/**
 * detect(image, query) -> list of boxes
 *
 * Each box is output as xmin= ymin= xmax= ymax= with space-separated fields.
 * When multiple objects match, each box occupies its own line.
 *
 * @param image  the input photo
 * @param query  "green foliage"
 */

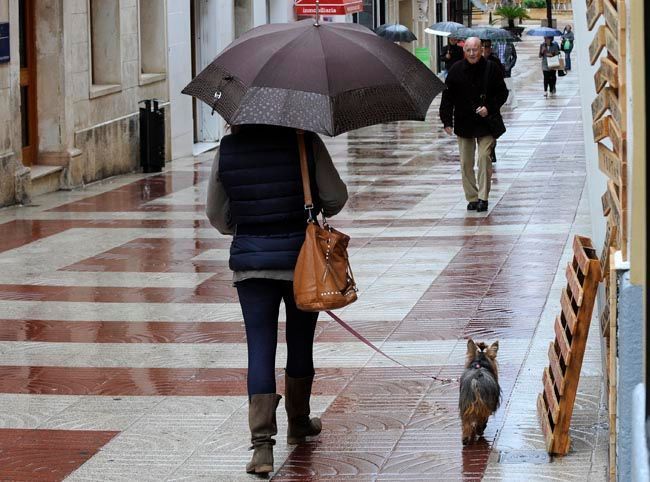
xmin=523 ymin=0 xmax=547 ymax=7
xmin=493 ymin=5 xmax=532 ymax=27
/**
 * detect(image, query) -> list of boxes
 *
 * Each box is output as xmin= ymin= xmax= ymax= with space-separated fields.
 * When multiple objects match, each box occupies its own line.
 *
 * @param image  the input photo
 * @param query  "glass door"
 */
xmin=19 ymin=0 xmax=37 ymax=166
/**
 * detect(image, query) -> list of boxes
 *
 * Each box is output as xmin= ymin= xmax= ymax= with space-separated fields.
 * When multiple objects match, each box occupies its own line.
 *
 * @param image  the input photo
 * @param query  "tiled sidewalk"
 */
xmin=0 ymin=25 xmax=606 ymax=481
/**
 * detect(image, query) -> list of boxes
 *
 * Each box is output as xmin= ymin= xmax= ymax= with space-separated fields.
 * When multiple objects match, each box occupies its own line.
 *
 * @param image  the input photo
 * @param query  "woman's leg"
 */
xmin=549 ymin=70 xmax=558 ymax=93
xmin=543 ymin=70 xmax=550 ymax=92
xmin=236 ymin=278 xmax=282 ymax=396
xmin=283 ymin=282 xmax=318 ymax=377
xmin=283 ymin=282 xmax=321 ymax=444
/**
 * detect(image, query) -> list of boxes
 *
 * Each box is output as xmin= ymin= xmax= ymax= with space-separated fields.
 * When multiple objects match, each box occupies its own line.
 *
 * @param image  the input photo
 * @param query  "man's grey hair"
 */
xmin=463 ymin=37 xmax=481 ymax=50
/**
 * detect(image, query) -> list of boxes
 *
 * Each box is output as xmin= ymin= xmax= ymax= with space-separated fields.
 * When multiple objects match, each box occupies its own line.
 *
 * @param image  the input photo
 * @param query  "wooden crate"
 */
xmin=537 ymin=236 xmax=602 ymax=455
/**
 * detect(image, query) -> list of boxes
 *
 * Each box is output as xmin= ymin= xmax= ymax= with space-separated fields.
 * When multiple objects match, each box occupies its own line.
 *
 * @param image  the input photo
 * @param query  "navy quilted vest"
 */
xmin=218 ymin=125 xmax=319 ymax=271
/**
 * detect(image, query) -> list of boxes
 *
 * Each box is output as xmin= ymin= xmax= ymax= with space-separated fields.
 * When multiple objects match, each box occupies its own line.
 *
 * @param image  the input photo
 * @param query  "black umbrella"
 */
xmin=452 ymin=27 xmax=517 ymax=42
xmin=424 ymin=21 xmax=465 ymax=37
xmin=182 ymin=19 xmax=444 ymax=137
xmin=375 ymin=23 xmax=417 ymax=43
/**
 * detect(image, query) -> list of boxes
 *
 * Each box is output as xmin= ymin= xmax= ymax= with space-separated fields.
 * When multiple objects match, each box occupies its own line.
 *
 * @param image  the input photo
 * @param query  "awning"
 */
xmin=294 ymin=0 xmax=364 ymax=16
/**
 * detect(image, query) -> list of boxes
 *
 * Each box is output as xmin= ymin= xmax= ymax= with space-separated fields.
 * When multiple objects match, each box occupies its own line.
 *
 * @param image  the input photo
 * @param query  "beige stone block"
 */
xmin=61 ymin=149 xmax=85 ymax=188
xmin=121 ymin=0 xmax=137 ymax=10
xmin=0 ymin=153 xmax=17 ymax=206
xmin=122 ymin=60 xmax=139 ymax=89
xmin=69 ymin=13 xmax=88 ymax=45
xmin=0 ymin=92 xmax=10 ymax=121
xmin=0 ymin=72 xmax=11 ymax=90
xmin=71 ymin=71 xmax=90 ymax=102
xmin=121 ymin=6 xmax=138 ymax=35
xmin=70 ymin=41 xmax=90 ymax=74
xmin=35 ymin=1 xmax=63 ymax=55
xmin=121 ymin=33 xmax=139 ymax=62
xmin=74 ymin=99 xmax=91 ymax=130
xmin=67 ymin=0 xmax=87 ymax=15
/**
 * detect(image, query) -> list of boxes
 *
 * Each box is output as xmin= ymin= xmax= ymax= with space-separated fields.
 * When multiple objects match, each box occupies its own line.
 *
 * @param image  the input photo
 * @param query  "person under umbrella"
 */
xmin=425 ymin=20 xmax=465 ymax=37
xmin=441 ymin=36 xmax=464 ymax=79
xmin=184 ymin=18 xmax=444 ymax=475
xmin=375 ymin=23 xmax=417 ymax=43
xmin=539 ymin=35 xmax=561 ymax=97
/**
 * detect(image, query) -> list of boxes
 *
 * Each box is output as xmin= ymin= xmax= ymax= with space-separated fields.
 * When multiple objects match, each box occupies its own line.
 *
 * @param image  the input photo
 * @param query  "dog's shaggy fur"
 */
xmin=459 ymin=339 xmax=501 ymax=445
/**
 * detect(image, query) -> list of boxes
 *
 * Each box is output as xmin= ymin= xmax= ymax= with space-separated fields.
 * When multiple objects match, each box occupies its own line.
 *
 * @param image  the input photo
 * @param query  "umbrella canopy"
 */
xmin=451 ymin=27 xmax=517 ymax=42
xmin=526 ymin=27 xmax=563 ymax=37
xmin=424 ymin=21 xmax=464 ymax=37
xmin=375 ymin=23 xmax=417 ymax=42
xmin=182 ymin=19 xmax=444 ymax=137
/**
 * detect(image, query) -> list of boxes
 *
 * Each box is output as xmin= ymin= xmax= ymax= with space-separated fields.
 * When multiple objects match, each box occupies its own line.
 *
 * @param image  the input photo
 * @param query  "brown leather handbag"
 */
xmin=293 ymin=131 xmax=358 ymax=312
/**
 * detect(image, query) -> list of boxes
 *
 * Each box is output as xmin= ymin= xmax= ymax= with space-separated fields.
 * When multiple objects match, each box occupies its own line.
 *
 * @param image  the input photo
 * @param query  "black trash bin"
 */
xmin=139 ymin=99 xmax=165 ymax=173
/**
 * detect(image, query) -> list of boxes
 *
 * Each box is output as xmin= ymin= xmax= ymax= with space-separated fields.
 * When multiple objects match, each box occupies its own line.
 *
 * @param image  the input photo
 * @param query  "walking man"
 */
xmin=440 ymin=37 xmax=509 ymax=212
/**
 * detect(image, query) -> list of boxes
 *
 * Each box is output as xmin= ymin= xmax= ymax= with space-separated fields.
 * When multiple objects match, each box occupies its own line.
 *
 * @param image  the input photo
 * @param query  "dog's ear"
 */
xmin=466 ymin=339 xmax=477 ymax=355
xmin=487 ymin=341 xmax=499 ymax=359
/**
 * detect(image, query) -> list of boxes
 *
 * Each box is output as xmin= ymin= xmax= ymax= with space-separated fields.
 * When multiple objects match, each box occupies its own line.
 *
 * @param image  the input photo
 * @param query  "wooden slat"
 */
xmin=537 ymin=393 xmax=554 ymax=453
xmin=587 ymin=0 xmax=604 ymax=30
xmin=607 ymin=87 xmax=623 ymax=129
xmin=600 ymin=302 xmax=610 ymax=338
xmin=598 ymin=142 xmax=622 ymax=185
xmin=554 ymin=315 xmax=571 ymax=365
xmin=592 ymin=115 xmax=609 ymax=143
xmin=606 ymin=180 xmax=622 ymax=241
xmin=589 ymin=25 xmax=606 ymax=64
xmin=599 ymin=56 xmax=619 ymax=88
xmin=565 ymin=262 xmax=584 ymax=306
xmin=603 ymin=0 xmax=619 ymax=34
xmin=602 ymin=189 xmax=612 ymax=216
xmin=543 ymin=367 xmax=560 ymax=424
xmin=573 ymin=235 xmax=594 ymax=276
xmin=608 ymin=248 xmax=618 ymax=477
xmin=591 ymin=86 xmax=609 ymax=121
xmin=561 ymin=288 xmax=578 ymax=335
xmin=600 ymin=221 xmax=617 ymax=277
xmin=548 ymin=342 xmax=566 ymax=396
xmin=608 ymin=114 xmax=623 ymax=154
xmin=604 ymin=26 xmax=619 ymax=62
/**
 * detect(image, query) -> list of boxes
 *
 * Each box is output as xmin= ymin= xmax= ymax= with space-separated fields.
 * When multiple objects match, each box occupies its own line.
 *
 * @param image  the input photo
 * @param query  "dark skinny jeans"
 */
xmin=543 ymin=70 xmax=557 ymax=92
xmin=236 ymin=278 xmax=318 ymax=396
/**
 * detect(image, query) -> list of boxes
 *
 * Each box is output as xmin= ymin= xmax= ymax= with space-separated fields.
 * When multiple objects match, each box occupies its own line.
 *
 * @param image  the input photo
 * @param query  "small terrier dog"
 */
xmin=459 ymin=339 xmax=501 ymax=445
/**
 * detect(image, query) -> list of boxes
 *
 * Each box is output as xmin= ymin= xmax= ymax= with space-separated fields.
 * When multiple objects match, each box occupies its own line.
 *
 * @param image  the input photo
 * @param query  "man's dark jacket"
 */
xmin=439 ymin=57 xmax=509 ymax=138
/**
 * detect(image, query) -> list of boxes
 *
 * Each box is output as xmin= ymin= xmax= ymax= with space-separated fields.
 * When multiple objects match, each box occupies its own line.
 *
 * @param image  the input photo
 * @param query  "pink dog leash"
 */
xmin=325 ymin=310 xmax=458 ymax=384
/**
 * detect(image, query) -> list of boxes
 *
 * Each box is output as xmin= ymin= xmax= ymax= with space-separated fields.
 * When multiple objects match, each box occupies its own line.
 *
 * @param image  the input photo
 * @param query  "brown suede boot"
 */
xmin=246 ymin=393 xmax=281 ymax=474
xmin=285 ymin=374 xmax=322 ymax=444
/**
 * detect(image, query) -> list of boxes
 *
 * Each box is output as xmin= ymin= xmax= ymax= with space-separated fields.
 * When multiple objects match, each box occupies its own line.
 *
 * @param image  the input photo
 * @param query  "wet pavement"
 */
xmin=0 ymin=25 xmax=607 ymax=481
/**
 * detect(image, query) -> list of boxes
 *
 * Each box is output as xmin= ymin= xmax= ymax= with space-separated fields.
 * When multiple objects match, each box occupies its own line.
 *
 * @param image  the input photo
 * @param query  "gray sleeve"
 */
xmin=205 ymin=150 xmax=235 ymax=235
xmin=312 ymin=135 xmax=348 ymax=217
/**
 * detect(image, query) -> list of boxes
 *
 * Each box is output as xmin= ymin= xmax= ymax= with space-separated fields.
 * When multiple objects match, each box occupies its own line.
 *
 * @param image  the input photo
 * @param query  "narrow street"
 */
xmin=0 ymin=30 xmax=607 ymax=480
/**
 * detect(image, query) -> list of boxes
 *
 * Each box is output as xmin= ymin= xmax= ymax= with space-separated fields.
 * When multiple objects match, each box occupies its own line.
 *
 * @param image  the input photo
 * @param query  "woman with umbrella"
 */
xmin=184 ymin=18 xmax=444 ymax=475
xmin=528 ymin=27 xmax=562 ymax=97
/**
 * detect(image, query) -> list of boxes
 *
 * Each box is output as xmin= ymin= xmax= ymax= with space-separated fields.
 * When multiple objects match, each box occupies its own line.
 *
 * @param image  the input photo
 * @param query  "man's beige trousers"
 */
xmin=457 ymin=135 xmax=496 ymax=202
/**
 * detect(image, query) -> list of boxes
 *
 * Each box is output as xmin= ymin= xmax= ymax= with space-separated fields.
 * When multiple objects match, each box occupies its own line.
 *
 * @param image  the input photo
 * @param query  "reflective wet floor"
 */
xmin=0 ymin=28 xmax=607 ymax=481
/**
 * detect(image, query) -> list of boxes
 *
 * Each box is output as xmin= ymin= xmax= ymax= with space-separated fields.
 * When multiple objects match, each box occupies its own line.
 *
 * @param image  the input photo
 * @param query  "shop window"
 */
xmin=138 ymin=0 xmax=166 ymax=84
xmin=88 ymin=0 xmax=121 ymax=97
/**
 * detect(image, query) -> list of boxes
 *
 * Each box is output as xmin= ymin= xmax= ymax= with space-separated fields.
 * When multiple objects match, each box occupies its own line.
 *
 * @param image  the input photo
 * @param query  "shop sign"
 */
xmin=0 ymin=23 xmax=9 ymax=64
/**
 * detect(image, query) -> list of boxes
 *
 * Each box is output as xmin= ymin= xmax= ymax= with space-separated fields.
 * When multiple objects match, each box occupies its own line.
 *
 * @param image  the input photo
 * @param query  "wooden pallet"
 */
xmin=537 ymin=235 xmax=602 ymax=455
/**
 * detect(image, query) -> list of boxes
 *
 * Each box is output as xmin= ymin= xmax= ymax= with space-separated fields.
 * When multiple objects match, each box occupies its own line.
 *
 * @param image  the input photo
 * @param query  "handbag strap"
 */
xmin=481 ymin=59 xmax=492 ymax=105
xmin=325 ymin=310 xmax=457 ymax=384
xmin=296 ymin=130 xmax=315 ymax=221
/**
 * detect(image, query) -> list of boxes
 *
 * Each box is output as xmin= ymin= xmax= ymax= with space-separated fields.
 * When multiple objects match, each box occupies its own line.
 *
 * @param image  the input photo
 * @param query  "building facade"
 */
xmin=167 ymin=0 xmax=296 ymax=160
xmin=1 ymin=0 xmax=172 ymax=207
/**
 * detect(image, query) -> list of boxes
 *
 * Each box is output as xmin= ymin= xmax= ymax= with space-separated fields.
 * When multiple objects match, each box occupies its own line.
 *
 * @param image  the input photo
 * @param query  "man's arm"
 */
xmin=439 ymin=82 xmax=454 ymax=129
xmin=488 ymin=67 xmax=509 ymax=112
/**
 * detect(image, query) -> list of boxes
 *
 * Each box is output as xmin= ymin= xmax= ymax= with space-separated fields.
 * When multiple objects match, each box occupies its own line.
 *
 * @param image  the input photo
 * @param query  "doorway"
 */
xmin=19 ymin=0 xmax=37 ymax=166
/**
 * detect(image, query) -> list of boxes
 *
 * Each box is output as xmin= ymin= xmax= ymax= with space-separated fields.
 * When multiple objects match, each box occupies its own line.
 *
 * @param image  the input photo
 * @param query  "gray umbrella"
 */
xmin=425 ymin=21 xmax=465 ymax=37
xmin=375 ymin=23 xmax=417 ymax=43
xmin=182 ymin=19 xmax=444 ymax=137
xmin=452 ymin=27 xmax=517 ymax=42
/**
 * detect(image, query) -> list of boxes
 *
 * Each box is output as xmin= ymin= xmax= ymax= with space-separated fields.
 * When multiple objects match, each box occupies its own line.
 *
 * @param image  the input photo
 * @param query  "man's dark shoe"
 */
xmin=477 ymin=200 xmax=488 ymax=212
xmin=467 ymin=202 xmax=478 ymax=211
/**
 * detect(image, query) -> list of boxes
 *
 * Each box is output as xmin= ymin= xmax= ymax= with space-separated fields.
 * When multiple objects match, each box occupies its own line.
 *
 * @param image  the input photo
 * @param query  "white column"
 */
xmin=270 ymin=0 xmax=294 ymax=23
xmin=167 ymin=0 xmax=193 ymax=158
xmin=252 ymin=0 xmax=267 ymax=26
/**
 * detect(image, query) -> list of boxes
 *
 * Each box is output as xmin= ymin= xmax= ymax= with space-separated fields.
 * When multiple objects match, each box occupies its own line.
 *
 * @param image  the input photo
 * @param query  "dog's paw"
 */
xmin=462 ymin=437 xmax=471 ymax=445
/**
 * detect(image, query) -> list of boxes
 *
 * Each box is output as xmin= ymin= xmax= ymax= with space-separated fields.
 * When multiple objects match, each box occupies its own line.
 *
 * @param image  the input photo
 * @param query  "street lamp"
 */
xmin=546 ymin=0 xmax=553 ymax=28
